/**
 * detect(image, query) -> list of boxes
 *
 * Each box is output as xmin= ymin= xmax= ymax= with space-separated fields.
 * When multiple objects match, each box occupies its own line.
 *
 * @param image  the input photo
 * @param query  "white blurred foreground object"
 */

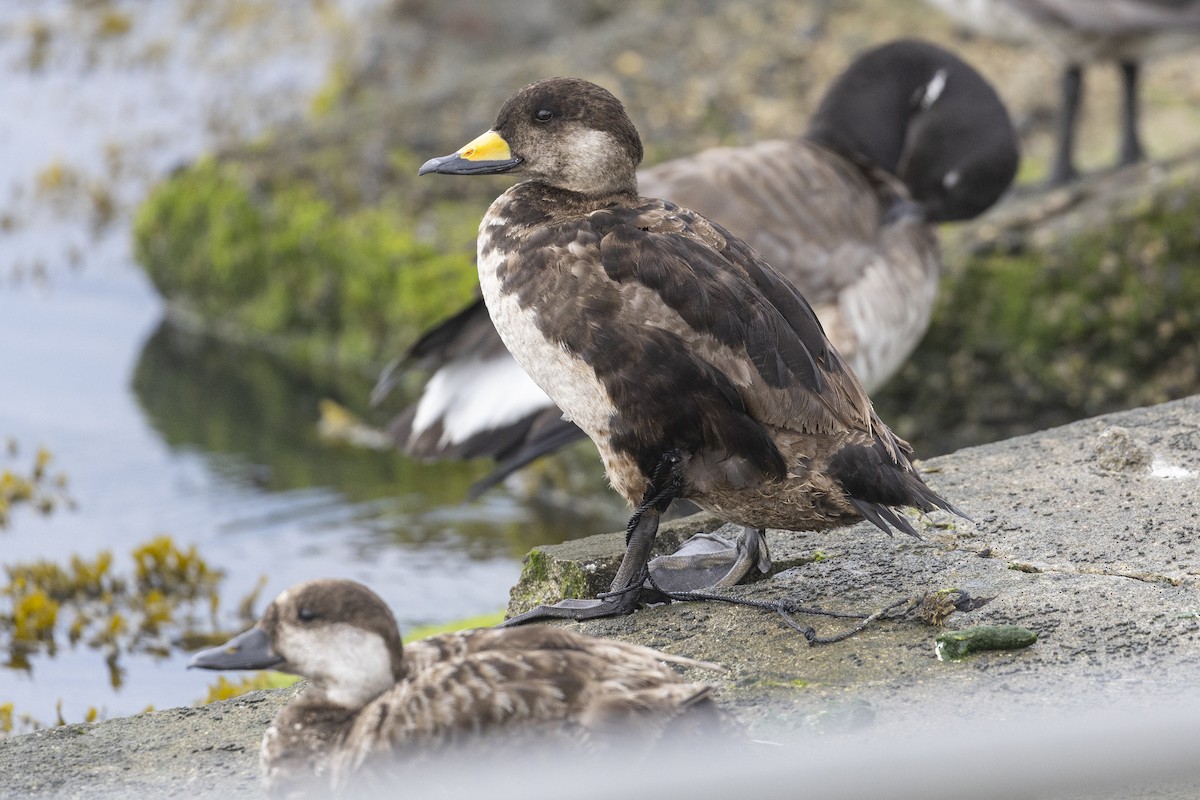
xmin=387 ymin=694 xmax=1200 ymax=800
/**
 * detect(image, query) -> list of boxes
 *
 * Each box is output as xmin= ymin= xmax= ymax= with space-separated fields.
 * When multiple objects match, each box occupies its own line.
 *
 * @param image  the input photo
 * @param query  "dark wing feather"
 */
xmin=463 ymin=411 xmax=587 ymax=499
xmin=594 ymin=200 xmax=878 ymax=439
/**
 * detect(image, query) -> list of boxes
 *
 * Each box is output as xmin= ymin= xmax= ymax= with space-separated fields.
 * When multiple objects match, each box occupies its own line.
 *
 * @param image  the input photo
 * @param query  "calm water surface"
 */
xmin=0 ymin=0 xmax=622 ymax=727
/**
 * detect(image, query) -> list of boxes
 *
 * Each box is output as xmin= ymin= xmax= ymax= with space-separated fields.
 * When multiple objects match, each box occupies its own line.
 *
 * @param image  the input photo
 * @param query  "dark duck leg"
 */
xmin=420 ymin=78 xmax=965 ymax=625
xmin=1117 ymin=60 xmax=1145 ymax=168
xmin=1052 ymin=59 xmax=1145 ymax=186
xmin=501 ymin=451 xmax=773 ymax=626
xmin=500 ymin=450 xmax=685 ymax=625
xmin=1050 ymin=63 xmax=1083 ymax=186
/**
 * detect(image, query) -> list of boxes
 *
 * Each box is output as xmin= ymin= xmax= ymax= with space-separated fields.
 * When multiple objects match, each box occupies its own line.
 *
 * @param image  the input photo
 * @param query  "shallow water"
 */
xmin=0 ymin=0 xmax=622 ymax=728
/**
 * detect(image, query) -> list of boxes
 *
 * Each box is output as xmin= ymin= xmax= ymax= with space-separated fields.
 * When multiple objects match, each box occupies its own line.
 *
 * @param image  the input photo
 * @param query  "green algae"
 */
xmin=0 ymin=535 xmax=274 ymax=732
xmin=1 ymin=536 xmax=229 ymax=673
xmin=0 ymin=534 xmax=297 ymax=731
xmin=506 ymin=549 xmax=594 ymax=617
xmin=133 ymin=155 xmax=479 ymax=374
xmin=935 ymin=625 xmax=1038 ymax=661
xmin=876 ymin=180 xmax=1200 ymax=455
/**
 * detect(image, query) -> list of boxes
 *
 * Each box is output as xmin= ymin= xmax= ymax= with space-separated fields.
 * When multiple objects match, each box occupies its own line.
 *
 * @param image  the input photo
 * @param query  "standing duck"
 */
xmin=417 ymin=77 xmax=963 ymax=622
xmin=189 ymin=578 xmax=724 ymax=798
xmin=378 ymin=39 xmax=1017 ymax=496
xmin=925 ymin=0 xmax=1200 ymax=184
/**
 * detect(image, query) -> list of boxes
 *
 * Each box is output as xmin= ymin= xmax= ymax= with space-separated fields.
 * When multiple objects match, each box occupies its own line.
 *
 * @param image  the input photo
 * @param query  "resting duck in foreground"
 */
xmin=925 ymin=0 xmax=1200 ymax=184
xmin=378 ymin=39 xmax=1018 ymax=497
xmin=418 ymin=77 xmax=965 ymax=623
xmin=190 ymin=579 xmax=724 ymax=798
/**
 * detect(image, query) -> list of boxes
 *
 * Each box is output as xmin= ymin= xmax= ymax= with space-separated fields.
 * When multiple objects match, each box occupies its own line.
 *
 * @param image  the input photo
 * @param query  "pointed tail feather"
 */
xmin=831 ymin=442 xmax=967 ymax=537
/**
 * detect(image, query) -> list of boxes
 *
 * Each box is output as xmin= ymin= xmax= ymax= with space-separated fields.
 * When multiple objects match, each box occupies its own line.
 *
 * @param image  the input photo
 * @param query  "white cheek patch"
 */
xmin=921 ymin=68 xmax=948 ymax=109
xmin=278 ymin=623 xmax=395 ymax=708
xmin=567 ymin=129 xmax=624 ymax=194
xmin=409 ymin=355 xmax=555 ymax=448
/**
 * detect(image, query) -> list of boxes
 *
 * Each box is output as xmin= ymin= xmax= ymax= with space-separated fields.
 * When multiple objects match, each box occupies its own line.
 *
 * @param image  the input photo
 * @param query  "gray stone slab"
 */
xmin=2 ymin=397 xmax=1199 ymax=797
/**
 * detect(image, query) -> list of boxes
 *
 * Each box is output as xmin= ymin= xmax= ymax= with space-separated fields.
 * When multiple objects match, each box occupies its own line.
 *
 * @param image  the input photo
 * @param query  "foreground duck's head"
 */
xmin=190 ymin=579 xmax=406 ymax=709
xmin=419 ymin=77 xmax=643 ymax=197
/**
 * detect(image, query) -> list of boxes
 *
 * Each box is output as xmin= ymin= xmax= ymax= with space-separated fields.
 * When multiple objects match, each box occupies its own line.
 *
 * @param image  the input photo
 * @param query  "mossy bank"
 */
xmin=875 ymin=155 xmax=1200 ymax=454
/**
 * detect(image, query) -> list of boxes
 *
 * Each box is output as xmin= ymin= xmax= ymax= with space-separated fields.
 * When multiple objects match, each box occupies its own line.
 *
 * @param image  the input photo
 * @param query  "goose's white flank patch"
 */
xmin=410 ymin=356 xmax=553 ymax=448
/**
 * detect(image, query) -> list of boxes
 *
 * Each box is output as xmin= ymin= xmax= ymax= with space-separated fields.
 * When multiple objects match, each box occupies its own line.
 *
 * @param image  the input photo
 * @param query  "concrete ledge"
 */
xmin=3 ymin=396 xmax=1199 ymax=797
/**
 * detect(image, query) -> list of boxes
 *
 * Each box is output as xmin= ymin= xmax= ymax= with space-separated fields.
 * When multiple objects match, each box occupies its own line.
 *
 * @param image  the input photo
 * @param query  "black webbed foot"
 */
xmin=647 ymin=527 xmax=771 ymax=594
xmin=495 ymin=592 xmax=643 ymax=627
xmin=499 ymin=525 xmax=773 ymax=627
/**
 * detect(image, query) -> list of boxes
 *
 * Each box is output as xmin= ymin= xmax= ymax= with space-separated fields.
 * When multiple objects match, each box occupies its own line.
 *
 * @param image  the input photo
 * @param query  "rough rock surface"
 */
xmin=3 ymin=396 xmax=1199 ymax=797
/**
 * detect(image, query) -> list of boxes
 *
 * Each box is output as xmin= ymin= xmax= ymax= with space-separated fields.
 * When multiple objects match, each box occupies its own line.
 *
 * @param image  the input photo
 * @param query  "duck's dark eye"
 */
xmin=534 ymin=108 xmax=553 ymax=123
xmin=297 ymin=607 xmax=318 ymax=622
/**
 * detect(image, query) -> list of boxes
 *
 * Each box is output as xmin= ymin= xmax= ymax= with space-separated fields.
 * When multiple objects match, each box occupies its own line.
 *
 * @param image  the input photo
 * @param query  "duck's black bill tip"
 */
xmin=187 ymin=626 xmax=285 ymax=671
xmin=418 ymin=154 xmax=523 ymax=177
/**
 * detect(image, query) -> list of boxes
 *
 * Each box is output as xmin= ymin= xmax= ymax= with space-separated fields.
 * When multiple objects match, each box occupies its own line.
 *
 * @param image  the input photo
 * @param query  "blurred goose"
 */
xmin=377 ymin=39 xmax=1017 ymax=497
xmin=417 ymin=76 xmax=964 ymax=622
xmin=190 ymin=578 xmax=724 ymax=798
xmin=925 ymin=0 xmax=1200 ymax=184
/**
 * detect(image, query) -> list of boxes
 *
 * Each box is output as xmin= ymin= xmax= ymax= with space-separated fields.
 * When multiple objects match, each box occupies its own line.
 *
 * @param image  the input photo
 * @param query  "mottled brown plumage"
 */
xmin=189 ymin=579 xmax=723 ymax=798
xmin=419 ymin=77 xmax=962 ymax=621
xmin=380 ymin=40 xmax=1017 ymax=496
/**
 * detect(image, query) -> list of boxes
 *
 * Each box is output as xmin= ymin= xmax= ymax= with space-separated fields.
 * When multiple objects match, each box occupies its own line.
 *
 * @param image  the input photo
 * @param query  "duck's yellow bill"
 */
xmin=418 ymin=130 xmax=521 ymax=176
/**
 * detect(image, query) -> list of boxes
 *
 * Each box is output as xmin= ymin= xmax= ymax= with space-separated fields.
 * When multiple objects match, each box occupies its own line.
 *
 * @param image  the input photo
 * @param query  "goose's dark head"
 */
xmin=190 ymin=579 xmax=407 ymax=708
xmin=806 ymin=38 xmax=1019 ymax=222
xmin=419 ymin=77 xmax=643 ymax=198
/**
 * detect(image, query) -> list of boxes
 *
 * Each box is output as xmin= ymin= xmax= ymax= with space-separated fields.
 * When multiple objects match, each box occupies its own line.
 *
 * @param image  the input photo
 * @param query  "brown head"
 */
xmin=190 ymin=578 xmax=407 ymax=709
xmin=419 ymin=77 xmax=643 ymax=198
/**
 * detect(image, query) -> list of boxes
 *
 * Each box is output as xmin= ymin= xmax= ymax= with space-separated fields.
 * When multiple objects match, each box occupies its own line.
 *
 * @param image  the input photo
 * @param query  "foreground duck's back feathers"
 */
xmin=334 ymin=624 xmax=722 ymax=784
xmin=402 ymin=622 xmax=725 ymax=675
